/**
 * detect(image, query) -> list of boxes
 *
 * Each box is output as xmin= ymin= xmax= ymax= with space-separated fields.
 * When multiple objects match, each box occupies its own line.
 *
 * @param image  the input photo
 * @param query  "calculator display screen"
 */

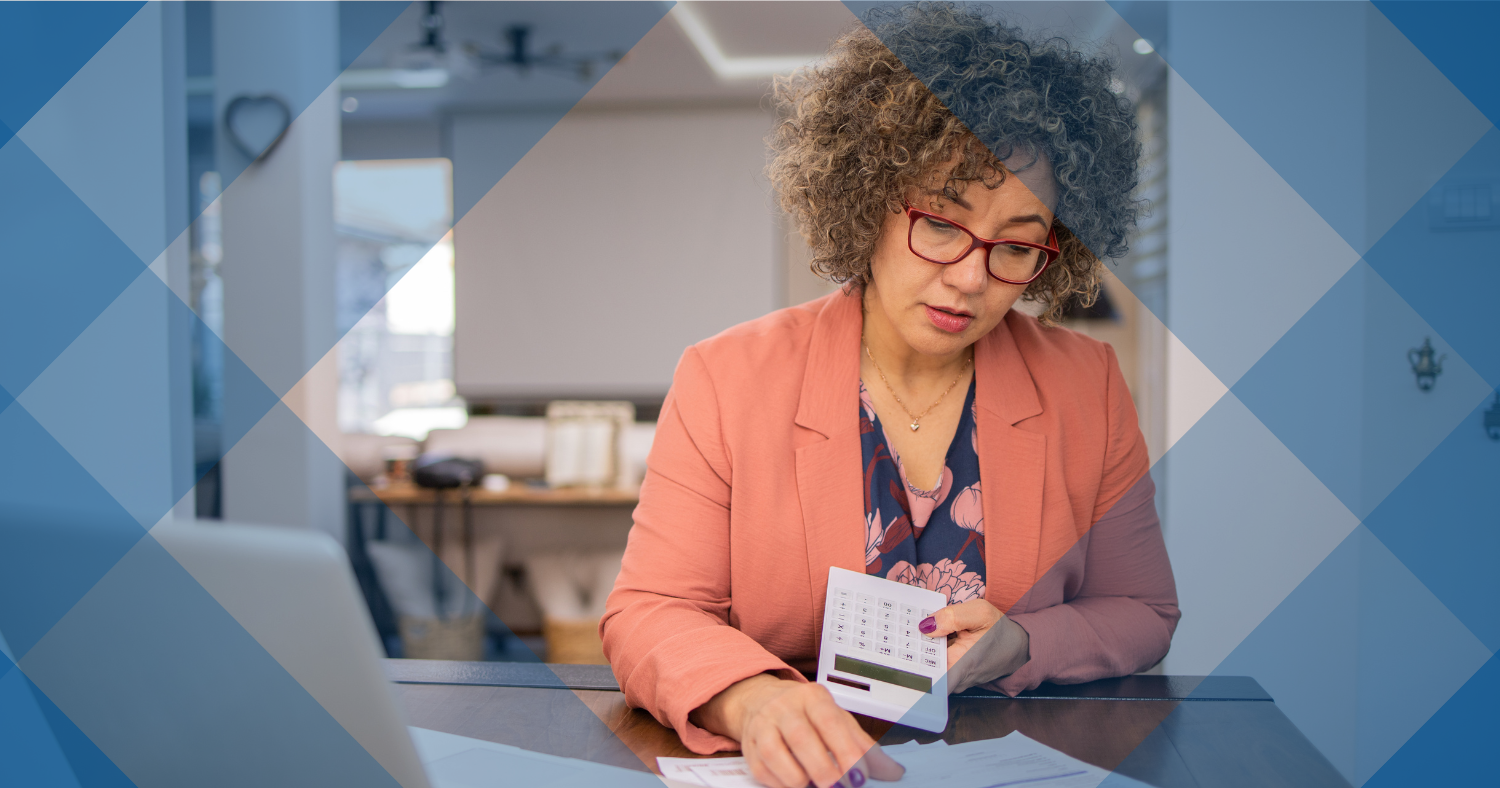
xmin=833 ymin=655 xmax=932 ymax=693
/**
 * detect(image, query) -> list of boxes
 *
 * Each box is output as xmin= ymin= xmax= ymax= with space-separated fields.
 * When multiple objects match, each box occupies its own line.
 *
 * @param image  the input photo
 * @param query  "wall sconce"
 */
xmin=1484 ymin=392 xmax=1500 ymax=441
xmin=1407 ymin=337 xmax=1445 ymax=391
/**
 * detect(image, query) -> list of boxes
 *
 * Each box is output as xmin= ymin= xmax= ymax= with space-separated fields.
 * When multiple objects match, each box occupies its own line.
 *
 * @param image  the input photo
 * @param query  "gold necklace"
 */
xmin=863 ymin=338 xmax=972 ymax=431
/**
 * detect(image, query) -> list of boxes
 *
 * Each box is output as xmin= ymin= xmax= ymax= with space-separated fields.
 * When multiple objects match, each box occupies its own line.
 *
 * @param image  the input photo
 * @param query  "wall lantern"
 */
xmin=1407 ymin=337 xmax=1445 ymax=391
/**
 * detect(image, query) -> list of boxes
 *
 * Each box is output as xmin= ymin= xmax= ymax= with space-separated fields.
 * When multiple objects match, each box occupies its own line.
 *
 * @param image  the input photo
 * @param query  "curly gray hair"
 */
xmin=768 ymin=1 xmax=1145 ymax=323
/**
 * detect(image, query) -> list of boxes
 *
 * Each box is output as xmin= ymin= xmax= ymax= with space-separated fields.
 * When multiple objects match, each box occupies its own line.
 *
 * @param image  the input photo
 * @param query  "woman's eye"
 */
xmin=1005 ymin=244 xmax=1032 ymax=255
xmin=922 ymin=217 xmax=959 ymax=234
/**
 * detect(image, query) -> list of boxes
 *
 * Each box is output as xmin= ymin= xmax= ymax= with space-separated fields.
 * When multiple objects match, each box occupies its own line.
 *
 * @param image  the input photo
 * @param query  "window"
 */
xmin=333 ymin=158 xmax=464 ymax=439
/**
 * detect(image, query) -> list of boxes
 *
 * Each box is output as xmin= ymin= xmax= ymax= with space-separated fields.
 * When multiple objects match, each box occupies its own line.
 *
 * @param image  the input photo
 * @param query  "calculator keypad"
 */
xmin=829 ymin=585 xmax=943 ymax=681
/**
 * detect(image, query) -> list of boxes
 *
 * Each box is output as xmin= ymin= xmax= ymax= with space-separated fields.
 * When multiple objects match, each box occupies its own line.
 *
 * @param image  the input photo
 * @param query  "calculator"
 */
xmin=816 ymin=566 xmax=949 ymax=732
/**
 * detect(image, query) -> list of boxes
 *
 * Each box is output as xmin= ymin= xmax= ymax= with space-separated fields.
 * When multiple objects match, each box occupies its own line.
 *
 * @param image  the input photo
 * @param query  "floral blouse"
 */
xmin=860 ymin=379 xmax=986 ymax=605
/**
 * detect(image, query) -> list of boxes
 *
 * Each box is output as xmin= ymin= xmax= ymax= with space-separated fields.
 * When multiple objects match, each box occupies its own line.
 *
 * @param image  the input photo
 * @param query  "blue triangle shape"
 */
xmin=21 ymin=663 xmax=139 ymax=788
xmin=1364 ymin=653 xmax=1498 ymax=787
xmin=0 ymin=2 xmax=144 ymax=133
xmin=1373 ymin=1 xmax=1500 ymax=128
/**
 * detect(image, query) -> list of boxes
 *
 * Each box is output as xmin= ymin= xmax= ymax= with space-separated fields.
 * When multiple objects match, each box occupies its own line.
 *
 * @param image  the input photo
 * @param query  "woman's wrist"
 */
xmin=993 ymin=617 xmax=1031 ymax=678
xmin=689 ymin=673 xmax=787 ymax=741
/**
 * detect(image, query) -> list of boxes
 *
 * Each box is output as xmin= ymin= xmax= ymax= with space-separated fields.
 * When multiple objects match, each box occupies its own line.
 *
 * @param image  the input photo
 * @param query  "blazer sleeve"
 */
xmin=599 ymin=346 xmax=806 ymax=754
xmin=989 ymin=345 xmax=1181 ymax=694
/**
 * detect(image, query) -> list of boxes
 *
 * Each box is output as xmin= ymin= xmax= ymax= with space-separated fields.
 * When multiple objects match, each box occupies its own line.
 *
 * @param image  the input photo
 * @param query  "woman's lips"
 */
xmin=925 ymin=305 xmax=973 ymax=333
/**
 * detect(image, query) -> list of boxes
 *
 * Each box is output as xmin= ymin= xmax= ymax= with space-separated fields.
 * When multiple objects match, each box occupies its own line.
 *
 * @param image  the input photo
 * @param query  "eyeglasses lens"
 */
xmin=910 ymin=215 xmax=1045 ymax=281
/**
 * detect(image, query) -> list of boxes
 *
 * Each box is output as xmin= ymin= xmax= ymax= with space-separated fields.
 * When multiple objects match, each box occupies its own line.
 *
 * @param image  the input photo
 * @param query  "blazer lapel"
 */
xmin=796 ymin=291 xmax=867 ymax=622
xmin=974 ymin=312 xmax=1047 ymax=615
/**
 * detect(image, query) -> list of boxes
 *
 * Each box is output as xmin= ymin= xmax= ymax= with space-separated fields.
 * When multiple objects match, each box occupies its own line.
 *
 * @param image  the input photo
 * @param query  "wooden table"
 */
xmin=387 ymin=660 xmax=1351 ymax=787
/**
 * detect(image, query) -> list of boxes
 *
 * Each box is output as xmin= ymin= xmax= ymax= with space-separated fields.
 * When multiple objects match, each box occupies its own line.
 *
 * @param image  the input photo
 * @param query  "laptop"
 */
xmin=152 ymin=522 xmax=439 ymax=788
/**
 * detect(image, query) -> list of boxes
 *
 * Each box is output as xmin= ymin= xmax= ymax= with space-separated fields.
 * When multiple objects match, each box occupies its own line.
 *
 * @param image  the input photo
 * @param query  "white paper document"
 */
xmin=658 ymin=732 xmax=1148 ymax=788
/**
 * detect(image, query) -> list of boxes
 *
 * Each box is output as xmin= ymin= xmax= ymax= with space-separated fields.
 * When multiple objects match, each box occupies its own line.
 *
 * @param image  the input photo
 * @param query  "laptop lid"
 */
xmin=153 ymin=521 xmax=432 ymax=788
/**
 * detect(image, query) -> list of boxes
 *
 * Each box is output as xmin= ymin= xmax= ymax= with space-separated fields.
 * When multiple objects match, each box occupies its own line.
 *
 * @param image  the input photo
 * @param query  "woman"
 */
xmin=601 ymin=4 xmax=1179 ymax=787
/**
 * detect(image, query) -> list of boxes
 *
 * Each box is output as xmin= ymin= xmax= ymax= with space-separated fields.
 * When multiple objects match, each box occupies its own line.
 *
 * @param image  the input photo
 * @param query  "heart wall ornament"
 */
xmin=224 ymin=94 xmax=293 ymax=164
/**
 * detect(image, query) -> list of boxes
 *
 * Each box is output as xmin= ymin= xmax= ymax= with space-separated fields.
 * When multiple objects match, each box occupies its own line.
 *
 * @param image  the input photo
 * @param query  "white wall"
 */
xmin=450 ymin=106 xmax=781 ymax=400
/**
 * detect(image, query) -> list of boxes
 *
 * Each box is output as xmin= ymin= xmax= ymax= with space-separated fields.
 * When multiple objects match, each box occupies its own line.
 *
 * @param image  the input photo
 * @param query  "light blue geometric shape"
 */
xmin=0 ymin=137 xmax=144 ymax=398
xmin=1363 ymin=395 xmax=1500 ymax=652
xmin=445 ymin=2 xmax=674 ymax=222
xmin=1213 ymin=525 xmax=1491 ymax=786
xmin=0 ymin=2 xmax=144 ymax=134
xmin=1159 ymin=391 xmax=1360 ymax=676
xmin=1373 ymin=0 xmax=1500 ymax=127
xmin=1115 ymin=1 xmax=1491 ymax=257
xmin=0 ymin=402 xmax=148 ymax=660
xmin=0 ymin=648 xmax=138 ymax=788
xmin=1363 ymin=653 xmax=1498 ymax=787
xmin=1362 ymin=126 xmax=1500 ymax=389
xmin=1233 ymin=261 xmax=1493 ymax=520
xmin=1162 ymin=68 xmax=1361 ymax=387
xmin=19 ymin=271 xmax=192 ymax=527
xmin=17 ymin=533 xmax=404 ymax=788
xmin=1358 ymin=4 xmax=1492 ymax=254
xmin=1351 ymin=530 xmax=1492 ymax=784
xmin=18 ymin=2 xmax=174 ymax=266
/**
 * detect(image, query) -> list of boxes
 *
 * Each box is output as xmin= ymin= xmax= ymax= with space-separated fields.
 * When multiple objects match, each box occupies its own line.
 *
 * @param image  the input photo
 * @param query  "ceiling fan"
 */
xmin=397 ymin=1 xmax=626 ymax=82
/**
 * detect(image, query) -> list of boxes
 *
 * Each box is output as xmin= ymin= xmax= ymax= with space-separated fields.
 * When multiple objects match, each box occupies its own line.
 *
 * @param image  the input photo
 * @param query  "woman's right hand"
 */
xmin=689 ymin=674 xmax=906 ymax=788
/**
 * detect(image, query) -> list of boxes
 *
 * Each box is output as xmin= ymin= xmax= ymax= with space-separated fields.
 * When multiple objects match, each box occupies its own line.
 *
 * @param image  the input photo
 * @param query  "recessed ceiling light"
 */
xmin=1132 ymin=38 xmax=1155 ymax=55
xmin=672 ymin=2 xmax=822 ymax=79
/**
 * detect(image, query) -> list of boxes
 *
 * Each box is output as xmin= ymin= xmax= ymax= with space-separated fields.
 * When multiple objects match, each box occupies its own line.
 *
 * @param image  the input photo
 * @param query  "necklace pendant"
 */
xmin=910 ymin=422 xmax=920 ymax=431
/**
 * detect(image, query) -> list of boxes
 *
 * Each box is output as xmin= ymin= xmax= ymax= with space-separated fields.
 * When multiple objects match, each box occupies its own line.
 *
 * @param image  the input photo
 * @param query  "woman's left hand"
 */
xmin=919 ymin=599 xmax=1031 ymax=694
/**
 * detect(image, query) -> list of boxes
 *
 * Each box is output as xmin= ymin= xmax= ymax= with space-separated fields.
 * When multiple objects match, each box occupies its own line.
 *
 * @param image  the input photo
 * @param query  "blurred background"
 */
xmin=177 ymin=1 xmax=1178 ymax=665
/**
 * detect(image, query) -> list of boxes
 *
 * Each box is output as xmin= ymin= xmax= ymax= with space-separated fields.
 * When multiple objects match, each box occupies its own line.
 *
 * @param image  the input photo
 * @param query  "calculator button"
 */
xmin=922 ymin=643 xmax=939 ymax=656
xmin=835 ymin=599 xmax=850 ymax=612
xmin=877 ymin=646 xmax=893 ymax=657
xmin=855 ymin=627 xmax=870 ymax=639
xmin=855 ymin=638 xmax=871 ymax=651
xmin=879 ymin=609 xmax=895 ymax=621
xmin=898 ymin=650 xmax=916 ymax=663
xmin=836 ymin=588 xmax=852 ymax=599
xmin=922 ymin=656 xmax=939 ymax=668
xmin=857 ymin=615 xmax=872 ymax=627
xmin=879 ymin=598 xmax=896 ymax=612
xmin=835 ymin=611 xmax=849 ymax=621
xmin=901 ymin=628 xmax=915 ymax=641
xmin=921 ymin=610 xmax=934 ymax=618
xmin=878 ymin=621 xmax=893 ymax=633
xmin=878 ymin=632 xmax=893 ymax=645
xmin=858 ymin=604 xmax=873 ymax=616
xmin=899 ymin=638 xmax=915 ymax=651
xmin=833 ymin=634 xmax=847 ymax=645
xmin=900 ymin=614 xmax=915 ymax=627
xmin=858 ymin=594 xmax=875 ymax=605
xmin=922 ymin=634 xmax=941 ymax=643
xmin=901 ymin=604 xmax=918 ymax=617
xmin=833 ymin=622 xmax=846 ymax=634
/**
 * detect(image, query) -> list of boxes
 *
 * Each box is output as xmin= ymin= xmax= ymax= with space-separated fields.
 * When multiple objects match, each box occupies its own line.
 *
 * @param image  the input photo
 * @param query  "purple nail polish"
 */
xmin=849 ymin=767 xmax=866 ymax=787
xmin=919 ymin=616 xmax=936 ymax=634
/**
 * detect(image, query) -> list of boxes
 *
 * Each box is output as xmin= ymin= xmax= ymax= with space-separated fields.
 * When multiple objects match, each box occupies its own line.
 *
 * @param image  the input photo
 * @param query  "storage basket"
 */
xmin=542 ymin=615 xmax=607 ymax=664
xmin=399 ymin=614 xmax=485 ymax=661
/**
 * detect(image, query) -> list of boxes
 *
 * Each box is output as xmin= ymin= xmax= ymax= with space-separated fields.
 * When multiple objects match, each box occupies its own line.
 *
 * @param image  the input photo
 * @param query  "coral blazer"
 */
xmin=601 ymin=289 xmax=1179 ymax=754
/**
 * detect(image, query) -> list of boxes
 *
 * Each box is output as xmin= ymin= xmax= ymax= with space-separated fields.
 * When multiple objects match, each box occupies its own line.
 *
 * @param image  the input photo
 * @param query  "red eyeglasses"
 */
xmin=904 ymin=202 xmax=1060 ymax=285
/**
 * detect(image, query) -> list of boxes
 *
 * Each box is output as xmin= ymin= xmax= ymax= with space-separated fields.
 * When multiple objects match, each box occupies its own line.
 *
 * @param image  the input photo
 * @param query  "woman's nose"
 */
xmin=944 ymin=247 xmax=991 ymax=293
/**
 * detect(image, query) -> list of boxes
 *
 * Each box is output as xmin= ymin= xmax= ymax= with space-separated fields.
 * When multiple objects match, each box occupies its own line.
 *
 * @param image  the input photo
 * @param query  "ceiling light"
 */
xmin=340 ymin=68 xmax=451 ymax=90
xmin=1132 ymin=38 xmax=1155 ymax=55
xmin=672 ymin=2 xmax=822 ymax=79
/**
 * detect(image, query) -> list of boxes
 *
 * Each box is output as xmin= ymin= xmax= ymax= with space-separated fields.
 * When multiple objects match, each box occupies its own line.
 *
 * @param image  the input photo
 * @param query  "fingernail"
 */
xmin=919 ymin=616 xmax=936 ymax=634
xmin=849 ymin=767 xmax=866 ymax=787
